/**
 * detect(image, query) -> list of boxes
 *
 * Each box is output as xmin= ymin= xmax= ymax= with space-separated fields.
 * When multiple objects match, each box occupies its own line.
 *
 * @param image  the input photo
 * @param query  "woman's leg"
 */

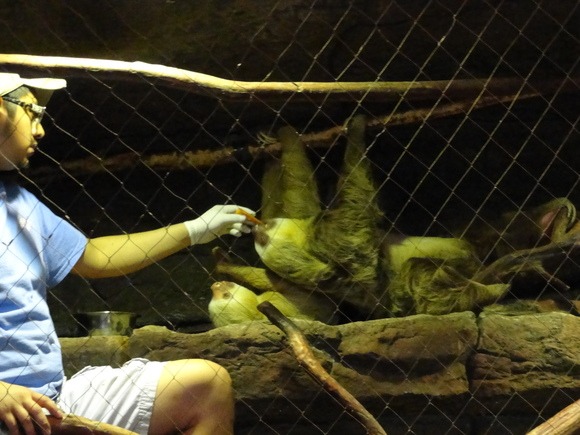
xmin=148 ymin=359 xmax=234 ymax=435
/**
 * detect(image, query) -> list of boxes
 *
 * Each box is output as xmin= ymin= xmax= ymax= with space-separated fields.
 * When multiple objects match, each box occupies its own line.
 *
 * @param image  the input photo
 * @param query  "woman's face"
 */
xmin=0 ymin=90 xmax=45 ymax=171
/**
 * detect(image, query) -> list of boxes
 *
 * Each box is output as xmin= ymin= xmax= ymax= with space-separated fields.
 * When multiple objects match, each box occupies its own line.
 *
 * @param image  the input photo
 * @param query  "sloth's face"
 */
xmin=208 ymin=281 xmax=261 ymax=327
xmin=253 ymin=218 xmax=311 ymax=256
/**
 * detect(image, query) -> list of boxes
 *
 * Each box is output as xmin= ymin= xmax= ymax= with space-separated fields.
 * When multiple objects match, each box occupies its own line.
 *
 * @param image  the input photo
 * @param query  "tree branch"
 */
xmin=0 ymin=54 xmax=576 ymax=103
xmin=527 ymin=399 xmax=580 ymax=435
xmin=258 ymin=301 xmax=387 ymax=435
xmin=46 ymin=414 xmax=137 ymax=435
xmin=29 ymin=91 xmax=540 ymax=179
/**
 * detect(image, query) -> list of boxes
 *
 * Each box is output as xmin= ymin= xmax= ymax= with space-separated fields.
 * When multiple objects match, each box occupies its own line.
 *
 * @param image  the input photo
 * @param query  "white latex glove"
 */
xmin=183 ymin=205 xmax=256 ymax=245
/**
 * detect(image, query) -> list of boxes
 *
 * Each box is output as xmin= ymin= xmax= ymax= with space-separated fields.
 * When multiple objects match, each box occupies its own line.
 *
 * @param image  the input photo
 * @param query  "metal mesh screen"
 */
xmin=0 ymin=1 xmax=578 ymax=434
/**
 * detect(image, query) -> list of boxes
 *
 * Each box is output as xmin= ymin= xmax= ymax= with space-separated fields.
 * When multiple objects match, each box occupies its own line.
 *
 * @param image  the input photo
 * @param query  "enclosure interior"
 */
xmin=0 ymin=1 xmax=578 ymax=433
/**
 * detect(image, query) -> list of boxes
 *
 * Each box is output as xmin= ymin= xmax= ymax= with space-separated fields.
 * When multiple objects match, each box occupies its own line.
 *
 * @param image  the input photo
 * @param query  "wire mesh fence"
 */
xmin=0 ymin=1 xmax=578 ymax=434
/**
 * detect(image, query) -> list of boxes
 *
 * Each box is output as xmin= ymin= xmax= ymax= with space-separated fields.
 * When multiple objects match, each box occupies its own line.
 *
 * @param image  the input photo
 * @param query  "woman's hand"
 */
xmin=0 ymin=381 xmax=62 ymax=435
xmin=184 ymin=205 xmax=257 ymax=245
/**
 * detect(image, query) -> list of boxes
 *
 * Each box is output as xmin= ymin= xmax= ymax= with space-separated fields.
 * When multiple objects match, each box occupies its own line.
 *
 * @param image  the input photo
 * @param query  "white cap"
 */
xmin=0 ymin=73 xmax=66 ymax=105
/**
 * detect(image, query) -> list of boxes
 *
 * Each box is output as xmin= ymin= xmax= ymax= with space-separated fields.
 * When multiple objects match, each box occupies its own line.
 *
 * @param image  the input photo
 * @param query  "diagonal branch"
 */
xmin=526 ymin=399 xmax=580 ymax=435
xmin=257 ymin=301 xmax=387 ymax=435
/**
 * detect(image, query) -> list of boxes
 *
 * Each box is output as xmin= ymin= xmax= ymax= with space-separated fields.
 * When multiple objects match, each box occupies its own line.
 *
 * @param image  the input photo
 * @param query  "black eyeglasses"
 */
xmin=2 ymin=96 xmax=46 ymax=125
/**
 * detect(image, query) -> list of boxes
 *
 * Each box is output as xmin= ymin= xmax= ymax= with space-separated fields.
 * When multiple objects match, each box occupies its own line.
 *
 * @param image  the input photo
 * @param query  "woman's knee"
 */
xmin=163 ymin=359 xmax=232 ymax=399
xmin=149 ymin=360 xmax=233 ymax=434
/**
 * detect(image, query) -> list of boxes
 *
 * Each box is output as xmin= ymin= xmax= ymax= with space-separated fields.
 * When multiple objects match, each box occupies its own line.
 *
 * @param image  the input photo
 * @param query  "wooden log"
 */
xmin=526 ymin=399 xmax=580 ymax=435
xmin=257 ymin=301 xmax=387 ymax=435
xmin=46 ymin=414 xmax=137 ymax=435
xmin=0 ymin=54 xmax=576 ymax=103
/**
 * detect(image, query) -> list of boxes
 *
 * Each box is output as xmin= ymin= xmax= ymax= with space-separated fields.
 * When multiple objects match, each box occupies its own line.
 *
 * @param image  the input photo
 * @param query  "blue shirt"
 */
xmin=0 ymin=181 xmax=87 ymax=398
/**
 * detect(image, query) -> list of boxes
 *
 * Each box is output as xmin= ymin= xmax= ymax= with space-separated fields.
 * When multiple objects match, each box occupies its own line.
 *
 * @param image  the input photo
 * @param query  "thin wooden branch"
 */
xmin=46 ymin=413 xmax=137 ymax=435
xmin=0 ymin=54 xmax=576 ymax=103
xmin=257 ymin=301 xmax=387 ymax=435
xmin=526 ymin=399 xmax=580 ymax=435
xmin=4 ymin=54 xmax=575 ymax=178
xmin=29 ymin=90 xmax=540 ymax=179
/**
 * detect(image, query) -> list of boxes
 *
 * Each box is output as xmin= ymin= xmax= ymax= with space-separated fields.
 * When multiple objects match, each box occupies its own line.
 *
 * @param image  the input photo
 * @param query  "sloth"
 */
xmin=215 ymin=115 xmax=580 ymax=322
xmin=208 ymin=281 xmax=314 ymax=327
xmin=211 ymin=248 xmax=340 ymax=324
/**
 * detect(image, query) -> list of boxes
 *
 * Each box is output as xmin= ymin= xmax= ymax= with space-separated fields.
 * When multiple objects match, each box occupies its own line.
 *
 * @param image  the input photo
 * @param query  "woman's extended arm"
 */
xmin=72 ymin=205 xmax=255 ymax=279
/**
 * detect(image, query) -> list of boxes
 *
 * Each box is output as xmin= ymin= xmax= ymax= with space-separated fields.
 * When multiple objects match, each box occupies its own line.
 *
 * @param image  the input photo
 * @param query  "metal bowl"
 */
xmin=74 ymin=311 xmax=139 ymax=336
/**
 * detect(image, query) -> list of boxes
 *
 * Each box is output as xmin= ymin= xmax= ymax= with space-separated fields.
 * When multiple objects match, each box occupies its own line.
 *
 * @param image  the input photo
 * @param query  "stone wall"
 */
xmin=60 ymin=311 xmax=580 ymax=434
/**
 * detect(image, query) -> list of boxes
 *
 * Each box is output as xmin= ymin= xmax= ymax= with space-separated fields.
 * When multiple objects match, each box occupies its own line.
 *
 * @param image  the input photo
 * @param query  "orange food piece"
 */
xmin=235 ymin=208 xmax=264 ymax=225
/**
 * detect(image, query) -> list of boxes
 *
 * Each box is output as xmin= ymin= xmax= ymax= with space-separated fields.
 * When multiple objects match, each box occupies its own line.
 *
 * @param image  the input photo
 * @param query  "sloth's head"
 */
xmin=208 ymin=281 xmax=261 ymax=327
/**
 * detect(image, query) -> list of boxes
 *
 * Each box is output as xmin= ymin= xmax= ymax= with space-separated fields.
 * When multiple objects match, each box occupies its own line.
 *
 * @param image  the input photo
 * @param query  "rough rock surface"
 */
xmin=472 ymin=312 xmax=580 ymax=412
xmin=60 ymin=311 xmax=580 ymax=434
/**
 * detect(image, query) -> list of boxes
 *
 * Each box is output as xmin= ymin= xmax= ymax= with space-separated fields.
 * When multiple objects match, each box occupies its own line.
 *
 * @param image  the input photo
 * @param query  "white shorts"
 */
xmin=57 ymin=358 xmax=165 ymax=435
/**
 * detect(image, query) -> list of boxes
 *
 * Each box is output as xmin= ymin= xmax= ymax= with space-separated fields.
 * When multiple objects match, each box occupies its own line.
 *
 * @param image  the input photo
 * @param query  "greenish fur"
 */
xmin=262 ymin=127 xmax=321 ymax=219
xmin=253 ymin=115 xmax=513 ymax=317
xmin=257 ymin=117 xmax=388 ymax=314
xmin=384 ymin=236 xmax=474 ymax=274
xmin=209 ymin=282 xmax=313 ymax=327
xmin=256 ymin=217 xmax=335 ymax=287
xmin=209 ymin=284 xmax=263 ymax=327
xmin=213 ymin=248 xmax=339 ymax=323
xmin=218 ymin=115 xmax=579 ymax=320
xmin=312 ymin=116 xmax=382 ymax=291
xmin=260 ymin=155 xmax=284 ymax=220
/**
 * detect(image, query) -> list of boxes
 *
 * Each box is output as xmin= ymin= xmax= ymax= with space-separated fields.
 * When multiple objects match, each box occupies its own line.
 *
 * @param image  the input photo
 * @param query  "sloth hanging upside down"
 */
xmin=212 ymin=115 xmax=580 ymax=325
